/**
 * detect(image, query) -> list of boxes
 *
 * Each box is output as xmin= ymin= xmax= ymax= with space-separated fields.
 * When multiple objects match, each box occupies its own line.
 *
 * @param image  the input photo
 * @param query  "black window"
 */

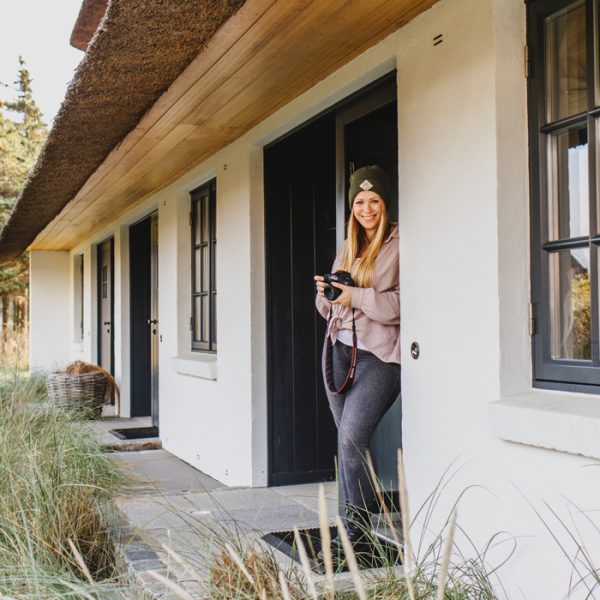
xmin=191 ymin=179 xmax=217 ymax=352
xmin=528 ymin=0 xmax=600 ymax=390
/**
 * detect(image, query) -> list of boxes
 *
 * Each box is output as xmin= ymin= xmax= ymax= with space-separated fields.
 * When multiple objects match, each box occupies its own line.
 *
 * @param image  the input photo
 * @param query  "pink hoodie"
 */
xmin=315 ymin=224 xmax=400 ymax=364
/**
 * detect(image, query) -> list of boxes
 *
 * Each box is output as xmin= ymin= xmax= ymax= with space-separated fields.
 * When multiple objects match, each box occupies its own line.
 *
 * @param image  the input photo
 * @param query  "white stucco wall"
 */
xmin=33 ymin=0 xmax=600 ymax=594
xmin=396 ymin=1 xmax=600 ymax=599
xmin=29 ymin=250 xmax=71 ymax=371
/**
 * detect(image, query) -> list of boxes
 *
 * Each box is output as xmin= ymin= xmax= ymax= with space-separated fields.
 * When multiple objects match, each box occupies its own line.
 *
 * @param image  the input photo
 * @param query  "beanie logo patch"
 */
xmin=359 ymin=179 xmax=373 ymax=191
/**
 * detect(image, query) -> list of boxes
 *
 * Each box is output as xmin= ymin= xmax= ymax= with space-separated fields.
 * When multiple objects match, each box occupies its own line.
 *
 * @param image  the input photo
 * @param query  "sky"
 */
xmin=0 ymin=0 xmax=84 ymax=124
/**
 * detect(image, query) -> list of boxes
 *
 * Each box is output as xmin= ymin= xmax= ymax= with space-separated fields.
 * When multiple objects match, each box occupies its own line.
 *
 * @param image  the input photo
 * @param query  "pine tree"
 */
xmin=0 ymin=57 xmax=48 ymax=297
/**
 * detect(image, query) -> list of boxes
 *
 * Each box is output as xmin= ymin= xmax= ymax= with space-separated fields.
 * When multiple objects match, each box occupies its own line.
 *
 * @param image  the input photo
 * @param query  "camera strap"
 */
xmin=325 ymin=307 xmax=357 ymax=395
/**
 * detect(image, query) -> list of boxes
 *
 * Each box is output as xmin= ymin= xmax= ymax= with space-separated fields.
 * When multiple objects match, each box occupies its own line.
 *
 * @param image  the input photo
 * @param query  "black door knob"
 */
xmin=410 ymin=342 xmax=420 ymax=360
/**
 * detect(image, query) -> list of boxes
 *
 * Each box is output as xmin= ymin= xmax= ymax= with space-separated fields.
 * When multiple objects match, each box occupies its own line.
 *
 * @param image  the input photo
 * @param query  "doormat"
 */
xmin=261 ymin=526 xmax=401 ymax=573
xmin=110 ymin=426 xmax=159 ymax=440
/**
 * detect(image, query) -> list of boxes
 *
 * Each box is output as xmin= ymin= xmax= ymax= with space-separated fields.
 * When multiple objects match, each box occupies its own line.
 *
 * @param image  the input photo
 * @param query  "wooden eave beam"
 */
xmin=33 ymin=0 xmax=438 ymax=250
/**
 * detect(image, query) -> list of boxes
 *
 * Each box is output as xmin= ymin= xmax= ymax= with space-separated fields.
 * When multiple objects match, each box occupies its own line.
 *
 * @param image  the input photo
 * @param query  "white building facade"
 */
xmin=22 ymin=0 xmax=600 ymax=597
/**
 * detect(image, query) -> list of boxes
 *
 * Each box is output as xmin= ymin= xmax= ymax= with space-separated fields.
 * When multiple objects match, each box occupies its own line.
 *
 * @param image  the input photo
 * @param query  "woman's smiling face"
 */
xmin=352 ymin=191 xmax=384 ymax=236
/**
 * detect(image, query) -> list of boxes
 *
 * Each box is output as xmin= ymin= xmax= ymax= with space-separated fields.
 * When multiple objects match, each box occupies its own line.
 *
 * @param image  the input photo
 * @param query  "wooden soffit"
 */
xmin=34 ymin=0 xmax=438 ymax=250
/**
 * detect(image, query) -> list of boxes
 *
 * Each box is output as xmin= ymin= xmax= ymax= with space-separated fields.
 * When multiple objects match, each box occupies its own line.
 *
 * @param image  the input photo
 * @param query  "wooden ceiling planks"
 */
xmin=33 ymin=0 xmax=437 ymax=250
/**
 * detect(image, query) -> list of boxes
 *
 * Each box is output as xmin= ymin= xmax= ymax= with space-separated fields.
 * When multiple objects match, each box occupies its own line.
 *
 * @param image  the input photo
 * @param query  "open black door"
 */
xmin=336 ymin=84 xmax=401 ymax=492
xmin=265 ymin=75 xmax=399 ymax=487
xmin=129 ymin=213 xmax=159 ymax=422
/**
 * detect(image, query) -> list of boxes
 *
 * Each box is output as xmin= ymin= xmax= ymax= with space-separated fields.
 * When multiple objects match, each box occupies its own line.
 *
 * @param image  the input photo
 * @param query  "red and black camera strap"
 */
xmin=325 ymin=307 xmax=357 ymax=395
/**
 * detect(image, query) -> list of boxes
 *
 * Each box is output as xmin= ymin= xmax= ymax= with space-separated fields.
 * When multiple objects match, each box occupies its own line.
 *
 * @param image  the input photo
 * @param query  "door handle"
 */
xmin=103 ymin=321 xmax=111 ymax=326
xmin=147 ymin=319 xmax=158 ymax=325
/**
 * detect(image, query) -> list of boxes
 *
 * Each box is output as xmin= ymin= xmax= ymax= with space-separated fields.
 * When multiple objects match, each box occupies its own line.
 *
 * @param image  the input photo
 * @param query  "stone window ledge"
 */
xmin=171 ymin=355 xmax=217 ymax=380
xmin=489 ymin=390 xmax=600 ymax=460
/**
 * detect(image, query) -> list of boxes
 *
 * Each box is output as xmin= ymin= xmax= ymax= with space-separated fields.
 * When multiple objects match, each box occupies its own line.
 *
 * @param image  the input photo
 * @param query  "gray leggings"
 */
xmin=323 ymin=340 xmax=401 ymax=516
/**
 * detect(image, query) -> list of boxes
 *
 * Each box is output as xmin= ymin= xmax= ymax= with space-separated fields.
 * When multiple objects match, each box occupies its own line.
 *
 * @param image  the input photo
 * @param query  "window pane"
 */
xmin=202 ymin=246 xmax=209 ymax=292
xmin=211 ymin=291 xmax=217 ymax=345
xmin=193 ymin=198 xmax=202 ymax=245
xmin=102 ymin=265 xmax=108 ymax=299
xmin=211 ymin=240 xmax=216 ymax=290
xmin=203 ymin=295 xmax=210 ymax=343
xmin=546 ymin=1 xmax=587 ymax=122
xmin=547 ymin=127 xmax=589 ymax=240
xmin=194 ymin=295 xmax=210 ymax=343
xmin=549 ymin=248 xmax=591 ymax=360
xmin=194 ymin=248 xmax=201 ymax=293
xmin=194 ymin=196 xmax=209 ymax=244
xmin=201 ymin=196 xmax=209 ymax=242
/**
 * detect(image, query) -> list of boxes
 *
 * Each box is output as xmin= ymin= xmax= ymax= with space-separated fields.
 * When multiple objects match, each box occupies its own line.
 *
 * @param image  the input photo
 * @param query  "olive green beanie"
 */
xmin=348 ymin=165 xmax=389 ymax=208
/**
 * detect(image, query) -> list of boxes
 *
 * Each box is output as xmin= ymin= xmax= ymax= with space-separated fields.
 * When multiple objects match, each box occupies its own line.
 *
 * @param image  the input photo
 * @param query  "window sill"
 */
xmin=171 ymin=355 xmax=217 ymax=380
xmin=489 ymin=390 xmax=600 ymax=460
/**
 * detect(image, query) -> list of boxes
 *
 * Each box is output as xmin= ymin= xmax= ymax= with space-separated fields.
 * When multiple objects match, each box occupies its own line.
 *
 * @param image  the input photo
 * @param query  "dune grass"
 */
xmin=0 ymin=370 xmax=129 ymax=598
xmin=143 ymin=455 xmax=512 ymax=600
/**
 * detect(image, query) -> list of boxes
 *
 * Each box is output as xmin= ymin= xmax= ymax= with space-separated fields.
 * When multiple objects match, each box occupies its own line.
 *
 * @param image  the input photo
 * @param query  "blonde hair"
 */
xmin=340 ymin=200 xmax=390 ymax=287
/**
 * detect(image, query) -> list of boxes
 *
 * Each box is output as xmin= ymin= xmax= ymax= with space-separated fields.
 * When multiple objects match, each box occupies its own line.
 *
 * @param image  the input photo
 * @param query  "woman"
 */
xmin=314 ymin=164 xmax=400 ymax=550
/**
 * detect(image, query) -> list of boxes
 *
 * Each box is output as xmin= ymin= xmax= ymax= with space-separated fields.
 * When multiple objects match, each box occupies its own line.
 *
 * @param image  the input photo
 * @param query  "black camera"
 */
xmin=322 ymin=270 xmax=355 ymax=301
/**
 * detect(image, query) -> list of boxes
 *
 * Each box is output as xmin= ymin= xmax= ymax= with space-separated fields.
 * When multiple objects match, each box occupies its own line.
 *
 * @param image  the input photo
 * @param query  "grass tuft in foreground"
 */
xmin=0 ymin=371 xmax=128 ymax=598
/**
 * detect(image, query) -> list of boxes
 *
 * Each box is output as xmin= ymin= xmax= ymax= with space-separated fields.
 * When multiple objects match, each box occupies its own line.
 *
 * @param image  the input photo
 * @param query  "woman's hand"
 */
xmin=330 ymin=282 xmax=353 ymax=307
xmin=314 ymin=275 xmax=327 ymax=298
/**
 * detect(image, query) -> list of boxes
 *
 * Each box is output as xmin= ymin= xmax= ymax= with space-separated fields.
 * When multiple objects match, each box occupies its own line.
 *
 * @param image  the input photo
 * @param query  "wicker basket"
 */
xmin=46 ymin=372 xmax=108 ymax=419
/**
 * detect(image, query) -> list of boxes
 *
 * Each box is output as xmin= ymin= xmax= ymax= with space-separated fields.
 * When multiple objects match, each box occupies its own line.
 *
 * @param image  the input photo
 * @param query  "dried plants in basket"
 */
xmin=46 ymin=361 xmax=120 ymax=418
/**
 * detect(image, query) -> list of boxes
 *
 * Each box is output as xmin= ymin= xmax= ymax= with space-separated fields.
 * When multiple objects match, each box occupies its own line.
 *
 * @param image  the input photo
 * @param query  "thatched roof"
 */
xmin=0 ymin=0 xmax=245 ymax=263
xmin=70 ymin=0 xmax=108 ymax=51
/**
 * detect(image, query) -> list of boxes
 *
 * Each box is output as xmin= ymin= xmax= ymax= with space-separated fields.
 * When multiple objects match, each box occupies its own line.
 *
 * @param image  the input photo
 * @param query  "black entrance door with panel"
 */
xmin=129 ymin=213 xmax=159 ymax=423
xmin=265 ymin=75 xmax=400 ymax=487
xmin=97 ymin=238 xmax=115 ymax=386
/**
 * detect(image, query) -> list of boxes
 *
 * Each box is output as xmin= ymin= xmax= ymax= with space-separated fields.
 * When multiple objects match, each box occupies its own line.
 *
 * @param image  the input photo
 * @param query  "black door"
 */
xmin=129 ymin=214 xmax=159 ymax=419
xmin=97 ymin=237 xmax=115 ymax=381
xmin=265 ymin=75 xmax=399 ymax=486
xmin=265 ymin=114 xmax=338 ymax=485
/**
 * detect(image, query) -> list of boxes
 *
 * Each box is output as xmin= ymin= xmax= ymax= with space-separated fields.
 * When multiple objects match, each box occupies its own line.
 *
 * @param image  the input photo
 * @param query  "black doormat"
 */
xmin=261 ymin=526 xmax=401 ymax=573
xmin=110 ymin=426 xmax=159 ymax=440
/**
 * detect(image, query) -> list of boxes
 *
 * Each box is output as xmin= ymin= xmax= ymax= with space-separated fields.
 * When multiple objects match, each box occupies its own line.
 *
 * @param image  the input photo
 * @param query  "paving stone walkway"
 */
xmin=110 ymin=448 xmax=338 ymax=598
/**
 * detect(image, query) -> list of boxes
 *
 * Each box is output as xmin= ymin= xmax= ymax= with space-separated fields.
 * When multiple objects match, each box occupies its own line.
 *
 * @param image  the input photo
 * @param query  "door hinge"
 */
xmin=524 ymin=45 xmax=531 ymax=78
xmin=189 ymin=316 xmax=193 ymax=331
xmin=189 ymin=212 xmax=193 ymax=227
xmin=528 ymin=302 xmax=536 ymax=336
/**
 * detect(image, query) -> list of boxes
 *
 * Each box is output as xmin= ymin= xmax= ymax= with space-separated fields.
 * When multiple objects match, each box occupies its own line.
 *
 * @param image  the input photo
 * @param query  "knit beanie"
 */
xmin=348 ymin=165 xmax=389 ymax=208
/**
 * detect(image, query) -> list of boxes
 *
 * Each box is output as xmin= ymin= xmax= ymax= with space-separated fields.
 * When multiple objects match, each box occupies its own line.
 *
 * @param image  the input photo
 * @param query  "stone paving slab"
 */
xmin=117 ymin=492 xmax=196 ymax=531
xmin=182 ymin=486 xmax=300 ymax=512
xmin=273 ymin=481 xmax=338 ymax=515
xmin=211 ymin=503 xmax=322 ymax=532
xmin=112 ymin=449 xmax=224 ymax=494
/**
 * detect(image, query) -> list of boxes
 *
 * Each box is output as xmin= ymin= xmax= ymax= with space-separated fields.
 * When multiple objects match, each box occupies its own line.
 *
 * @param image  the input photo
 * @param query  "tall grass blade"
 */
xmin=161 ymin=542 xmax=203 ymax=584
xmin=398 ymin=448 xmax=416 ymax=600
xmin=147 ymin=569 xmax=194 ymax=600
xmin=279 ymin=570 xmax=292 ymax=600
xmin=436 ymin=509 xmax=457 ymax=600
xmin=335 ymin=515 xmax=367 ymax=600
xmin=224 ymin=542 xmax=255 ymax=587
xmin=366 ymin=451 xmax=402 ymax=551
xmin=61 ymin=580 xmax=97 ymax=600
xmin=293 ymin=527 xmax=318 ymax=600
xmin=318 ymin=484 xmax=335 ymax=597
xmin=68 ymin=538 xmax=95 ymax=585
